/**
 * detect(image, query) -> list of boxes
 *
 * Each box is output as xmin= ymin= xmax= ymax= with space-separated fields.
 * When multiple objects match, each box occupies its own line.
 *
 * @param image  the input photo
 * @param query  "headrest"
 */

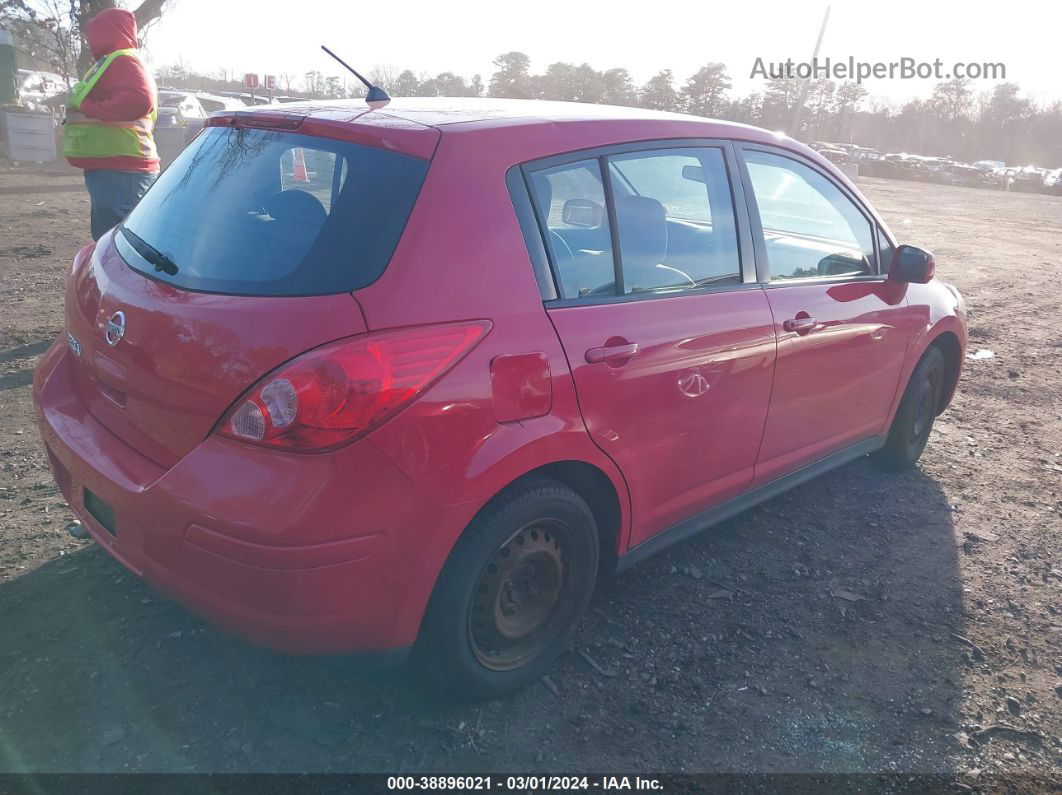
xmin=264 ymin=189 xmax=327 ymax=227
xmin=615 ymin=195 xmax=667 ymax=274
xmin=533 ymin=173 xmax=553 ymax=217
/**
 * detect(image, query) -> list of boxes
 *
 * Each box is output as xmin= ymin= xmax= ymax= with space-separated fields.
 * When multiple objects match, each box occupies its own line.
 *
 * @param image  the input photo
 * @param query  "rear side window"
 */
xmin=527 ymin=146 xmax=741 ymax=299
xmin=529 ymin=159 xmax=617 ymax=299
xmin=119 ymin=126 xmax=429 ymax=296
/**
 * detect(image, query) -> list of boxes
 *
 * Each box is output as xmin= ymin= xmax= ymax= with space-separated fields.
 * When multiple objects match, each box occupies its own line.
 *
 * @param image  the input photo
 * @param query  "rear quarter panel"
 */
xmin=356 ymin=129 xmax=634 ymax=621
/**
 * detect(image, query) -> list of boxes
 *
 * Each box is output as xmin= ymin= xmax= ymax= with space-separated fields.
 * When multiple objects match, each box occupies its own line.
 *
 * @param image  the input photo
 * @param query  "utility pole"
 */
xmin=789 ymin=4 xmax=831 ymax=138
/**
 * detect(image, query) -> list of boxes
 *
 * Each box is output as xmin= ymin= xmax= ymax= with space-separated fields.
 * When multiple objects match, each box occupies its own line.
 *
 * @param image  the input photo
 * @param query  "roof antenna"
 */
xmin=321 ymin=45 xmax=391 ymax=109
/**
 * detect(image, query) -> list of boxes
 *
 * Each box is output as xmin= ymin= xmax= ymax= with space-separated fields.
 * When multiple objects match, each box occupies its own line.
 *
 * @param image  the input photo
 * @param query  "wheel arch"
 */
xmin=448 ymin=459 xmax=625 ymax=580
xmin=399 ymin=456 xmax=628 ymax=650
xmin=928 ymin=330 xmax=962 ymax=413
xmin=520 ymin=460 xmax=624 ymax=577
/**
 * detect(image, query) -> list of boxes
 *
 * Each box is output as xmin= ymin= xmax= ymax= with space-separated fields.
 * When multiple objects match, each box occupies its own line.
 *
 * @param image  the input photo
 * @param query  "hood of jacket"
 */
xmin=85 ymin=8 xmax=138 ymax=60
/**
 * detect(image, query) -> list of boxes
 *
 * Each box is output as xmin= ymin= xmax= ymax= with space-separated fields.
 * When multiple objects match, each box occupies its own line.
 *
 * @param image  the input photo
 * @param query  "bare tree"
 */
xmin=74 ymin=0 xmax=176 ymax=71
xmin=34 ymin=0 xmax=78 ymax=84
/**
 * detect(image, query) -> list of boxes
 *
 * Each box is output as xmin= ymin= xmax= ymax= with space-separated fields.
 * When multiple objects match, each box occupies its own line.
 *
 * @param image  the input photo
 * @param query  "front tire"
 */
xmin=416 ymin=478 xmax=599 ymax=699
xmin=873 ymin=345 xmax=945 ymax=470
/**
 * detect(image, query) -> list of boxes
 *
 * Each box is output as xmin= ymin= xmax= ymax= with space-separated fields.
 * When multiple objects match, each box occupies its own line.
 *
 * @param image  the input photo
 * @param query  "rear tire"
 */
xmin=873 ymin=346 xmax=945 ymax=471
xmin=416 ymin=478 xmax=599 ymax=700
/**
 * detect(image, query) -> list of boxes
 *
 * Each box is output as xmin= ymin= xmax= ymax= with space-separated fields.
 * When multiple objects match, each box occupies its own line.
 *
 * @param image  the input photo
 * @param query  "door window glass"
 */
xmin=878 ymin=227 xmax=894 ymax=274
xmin=529 ymin=159 xmax=617 ymax=299
xmin=745 ymin=150 xmax=875 ymax=280
xmin=608 ymin=148 xmax=740 ymax=293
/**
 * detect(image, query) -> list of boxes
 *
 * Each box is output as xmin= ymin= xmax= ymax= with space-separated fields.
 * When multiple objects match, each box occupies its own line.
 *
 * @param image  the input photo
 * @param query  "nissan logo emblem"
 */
xmin=104 ymin=311 xmax=126 ymax=347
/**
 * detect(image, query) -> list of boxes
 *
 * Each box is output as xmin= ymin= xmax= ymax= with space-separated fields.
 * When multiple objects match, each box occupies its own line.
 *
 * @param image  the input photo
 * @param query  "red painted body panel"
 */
xmin=65 ymin=230 xmax=366 ymax=467
xmin=490 ymin=353 xmax=552 ymax=423
xmin=34 ymin=340 xmax=478 ymax=652
xmin=753 ymin=281 xmax=911 ymax=485
xmin=547 ymin=291 xmax=776 ymax=546
xmin=32 ymin=98 xmax=967 ymax=657
xmin=890 ymin=280 xmax=967 ymax=413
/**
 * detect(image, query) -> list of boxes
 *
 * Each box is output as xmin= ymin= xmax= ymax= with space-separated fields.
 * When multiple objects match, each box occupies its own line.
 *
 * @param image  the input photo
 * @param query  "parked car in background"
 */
xmin=930 ymin=162 xmax=984 ymax=188
xmin=154 ymin=91 xmax=203 ymax=169
xmin=17 ymin=69 xmax=68 ymax=114
xmin=156 ymin=90 xmax=243 ymax=130
xmin=157 ymin=89 xmax=208 ymax=125
xmin=860 ymin=153 xmax=905 ymax=179
xmin=155 ymin=89 xmax=246 ymax=168
xmin=817 ymin=147 xmax=853 ymax=166
xmin=1042 ymin=168 xmax=1062 ymax=195
xmin=894 ymin=155 xmax=932 ymax=181
xmin=1008 ymin=166 xmax=1047 ymax=192
xmin=192 ymin=92 xmax=246 ymax=114
xmin=33 ymin=97 xmax=967 ymax=697
xmin=971 ymin=160 xmax=1005 ymax=172
xmin=905 ymin=156 xmax=953 ymax=182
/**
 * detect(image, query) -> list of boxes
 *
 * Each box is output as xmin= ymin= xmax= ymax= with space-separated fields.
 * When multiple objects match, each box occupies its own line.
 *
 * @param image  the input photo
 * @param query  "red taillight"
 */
xmin=216 ymin=321 xmax=491 ymax=451
xmin=71 ymin=242 xmax=95 ymax=277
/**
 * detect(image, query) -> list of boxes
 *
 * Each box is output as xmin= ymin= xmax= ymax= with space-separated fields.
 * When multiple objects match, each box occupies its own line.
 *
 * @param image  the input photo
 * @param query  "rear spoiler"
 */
xmin=207 ymin=109 xmax=440 ymax=160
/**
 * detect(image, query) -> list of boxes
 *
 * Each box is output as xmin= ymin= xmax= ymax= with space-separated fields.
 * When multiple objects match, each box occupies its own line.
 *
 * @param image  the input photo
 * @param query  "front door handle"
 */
xmin=585 ymin=342 xmax=639 ymax=365
xmin=783 ymin=316 xmax=817 ymax=335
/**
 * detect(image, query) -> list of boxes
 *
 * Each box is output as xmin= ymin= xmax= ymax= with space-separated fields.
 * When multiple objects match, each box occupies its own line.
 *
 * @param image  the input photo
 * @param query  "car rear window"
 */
xmin=118 ymin=125 xmax=429 ymax=296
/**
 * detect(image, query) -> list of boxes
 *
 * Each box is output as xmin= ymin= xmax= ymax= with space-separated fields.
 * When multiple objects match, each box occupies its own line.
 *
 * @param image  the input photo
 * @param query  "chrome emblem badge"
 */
xmin=678 ymin=370 xmax=710 ymax=398
xmin=104 ymin=311 xmax=126 ymax=347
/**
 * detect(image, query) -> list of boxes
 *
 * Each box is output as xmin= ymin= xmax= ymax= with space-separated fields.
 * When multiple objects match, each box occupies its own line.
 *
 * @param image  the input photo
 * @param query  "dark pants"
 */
xmin=83 ymin=169 xmax=158 ymax=241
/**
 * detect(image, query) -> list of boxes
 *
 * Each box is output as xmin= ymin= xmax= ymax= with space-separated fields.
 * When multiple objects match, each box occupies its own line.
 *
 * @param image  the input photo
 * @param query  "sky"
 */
xmin=139 ymin=0 xmax=1062 ymax=106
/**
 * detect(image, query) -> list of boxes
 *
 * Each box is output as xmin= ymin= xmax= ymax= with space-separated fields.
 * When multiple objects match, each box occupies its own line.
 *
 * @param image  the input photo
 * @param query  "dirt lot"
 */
xmin=0 ymin=170 xmax=1059 ymax=782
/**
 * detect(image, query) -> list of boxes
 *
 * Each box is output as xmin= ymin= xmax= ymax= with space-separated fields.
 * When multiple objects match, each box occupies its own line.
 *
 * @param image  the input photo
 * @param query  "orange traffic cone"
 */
xmin=291 ymin=148 xmax=309 ymax=183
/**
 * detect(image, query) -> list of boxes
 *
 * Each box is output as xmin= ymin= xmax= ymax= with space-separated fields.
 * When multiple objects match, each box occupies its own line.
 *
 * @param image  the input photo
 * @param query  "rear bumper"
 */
xmin=33 ymin=339 xmax=471 ymax=656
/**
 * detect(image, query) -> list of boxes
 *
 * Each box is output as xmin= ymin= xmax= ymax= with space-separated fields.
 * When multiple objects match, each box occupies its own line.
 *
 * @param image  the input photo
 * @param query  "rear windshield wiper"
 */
xmin=120 ymin=227 xmax=179 ymax=276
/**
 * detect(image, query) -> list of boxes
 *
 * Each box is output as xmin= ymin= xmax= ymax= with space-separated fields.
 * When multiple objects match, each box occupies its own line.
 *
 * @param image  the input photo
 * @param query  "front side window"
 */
xmin=119 ymin=126 xmax=428 ymax=296
xmin=877 ymin=228 xmax=895 ymax=274
xmin=744 ymin=150 xmax=875 ymax=281
xmin=608 ymin=148 xmax=740 ymax=293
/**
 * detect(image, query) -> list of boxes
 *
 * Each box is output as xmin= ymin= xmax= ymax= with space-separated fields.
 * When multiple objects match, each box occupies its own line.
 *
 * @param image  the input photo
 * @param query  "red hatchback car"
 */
xmin=33 ymin=98 xmax=966 ymax=697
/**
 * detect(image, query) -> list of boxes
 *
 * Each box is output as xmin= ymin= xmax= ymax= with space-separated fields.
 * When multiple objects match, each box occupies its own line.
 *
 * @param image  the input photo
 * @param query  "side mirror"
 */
xmin=888 ymin=244 xmax=935 ymax=284
xmin=561 ymin=198 xmax=604 ymax=228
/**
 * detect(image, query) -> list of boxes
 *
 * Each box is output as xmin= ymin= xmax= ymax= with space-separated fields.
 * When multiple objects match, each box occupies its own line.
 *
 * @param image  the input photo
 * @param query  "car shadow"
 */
xmin=0 ymin=184 xmax=83 ymax=196
xmin=0 ymin=457 xmax=965 ymax=774
xmin=0 ymin=340 xmax=54 ymax=365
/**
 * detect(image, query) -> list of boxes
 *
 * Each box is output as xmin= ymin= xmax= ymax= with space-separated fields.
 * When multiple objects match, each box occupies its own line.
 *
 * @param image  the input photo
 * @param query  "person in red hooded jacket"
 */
xmin=64 ymin=8 xmax=159 ymax=241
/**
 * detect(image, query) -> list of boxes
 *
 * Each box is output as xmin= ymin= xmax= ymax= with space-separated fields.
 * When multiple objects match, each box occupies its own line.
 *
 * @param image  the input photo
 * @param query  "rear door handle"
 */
xmin=585 ymin=343 xmax=639 ymax=365
xmin=783 ymin=316 xmax=817 ymax=335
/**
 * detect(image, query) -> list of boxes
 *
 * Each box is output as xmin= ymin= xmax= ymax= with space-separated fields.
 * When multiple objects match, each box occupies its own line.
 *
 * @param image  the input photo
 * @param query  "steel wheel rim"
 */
xmin=468 ymin=518 xmax=572 ymax=672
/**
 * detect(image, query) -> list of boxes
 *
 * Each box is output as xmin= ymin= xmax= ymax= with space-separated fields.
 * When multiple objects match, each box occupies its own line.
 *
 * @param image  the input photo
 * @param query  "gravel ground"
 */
xmin=0 ymin=170 xmax=1059 ymax=784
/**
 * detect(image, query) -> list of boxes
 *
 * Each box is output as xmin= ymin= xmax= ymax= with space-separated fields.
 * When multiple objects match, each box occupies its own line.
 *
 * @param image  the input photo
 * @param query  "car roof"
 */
xmin=210 ymin=96 xmax=855 ymax=193
xmin=251 ymin=96 xmax=773 ymax=138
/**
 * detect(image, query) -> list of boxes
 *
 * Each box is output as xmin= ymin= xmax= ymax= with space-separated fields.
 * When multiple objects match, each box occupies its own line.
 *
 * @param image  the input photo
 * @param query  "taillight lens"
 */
xmin=216 ymin=321 xmax=491 ymax=451
xmin=71 ymin=243 xmax=95 ymax=277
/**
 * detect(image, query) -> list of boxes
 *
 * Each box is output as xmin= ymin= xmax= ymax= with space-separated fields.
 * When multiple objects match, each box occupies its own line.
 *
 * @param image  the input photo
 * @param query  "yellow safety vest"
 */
xmin=63 ymin=48 xmax=158 ymax=163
